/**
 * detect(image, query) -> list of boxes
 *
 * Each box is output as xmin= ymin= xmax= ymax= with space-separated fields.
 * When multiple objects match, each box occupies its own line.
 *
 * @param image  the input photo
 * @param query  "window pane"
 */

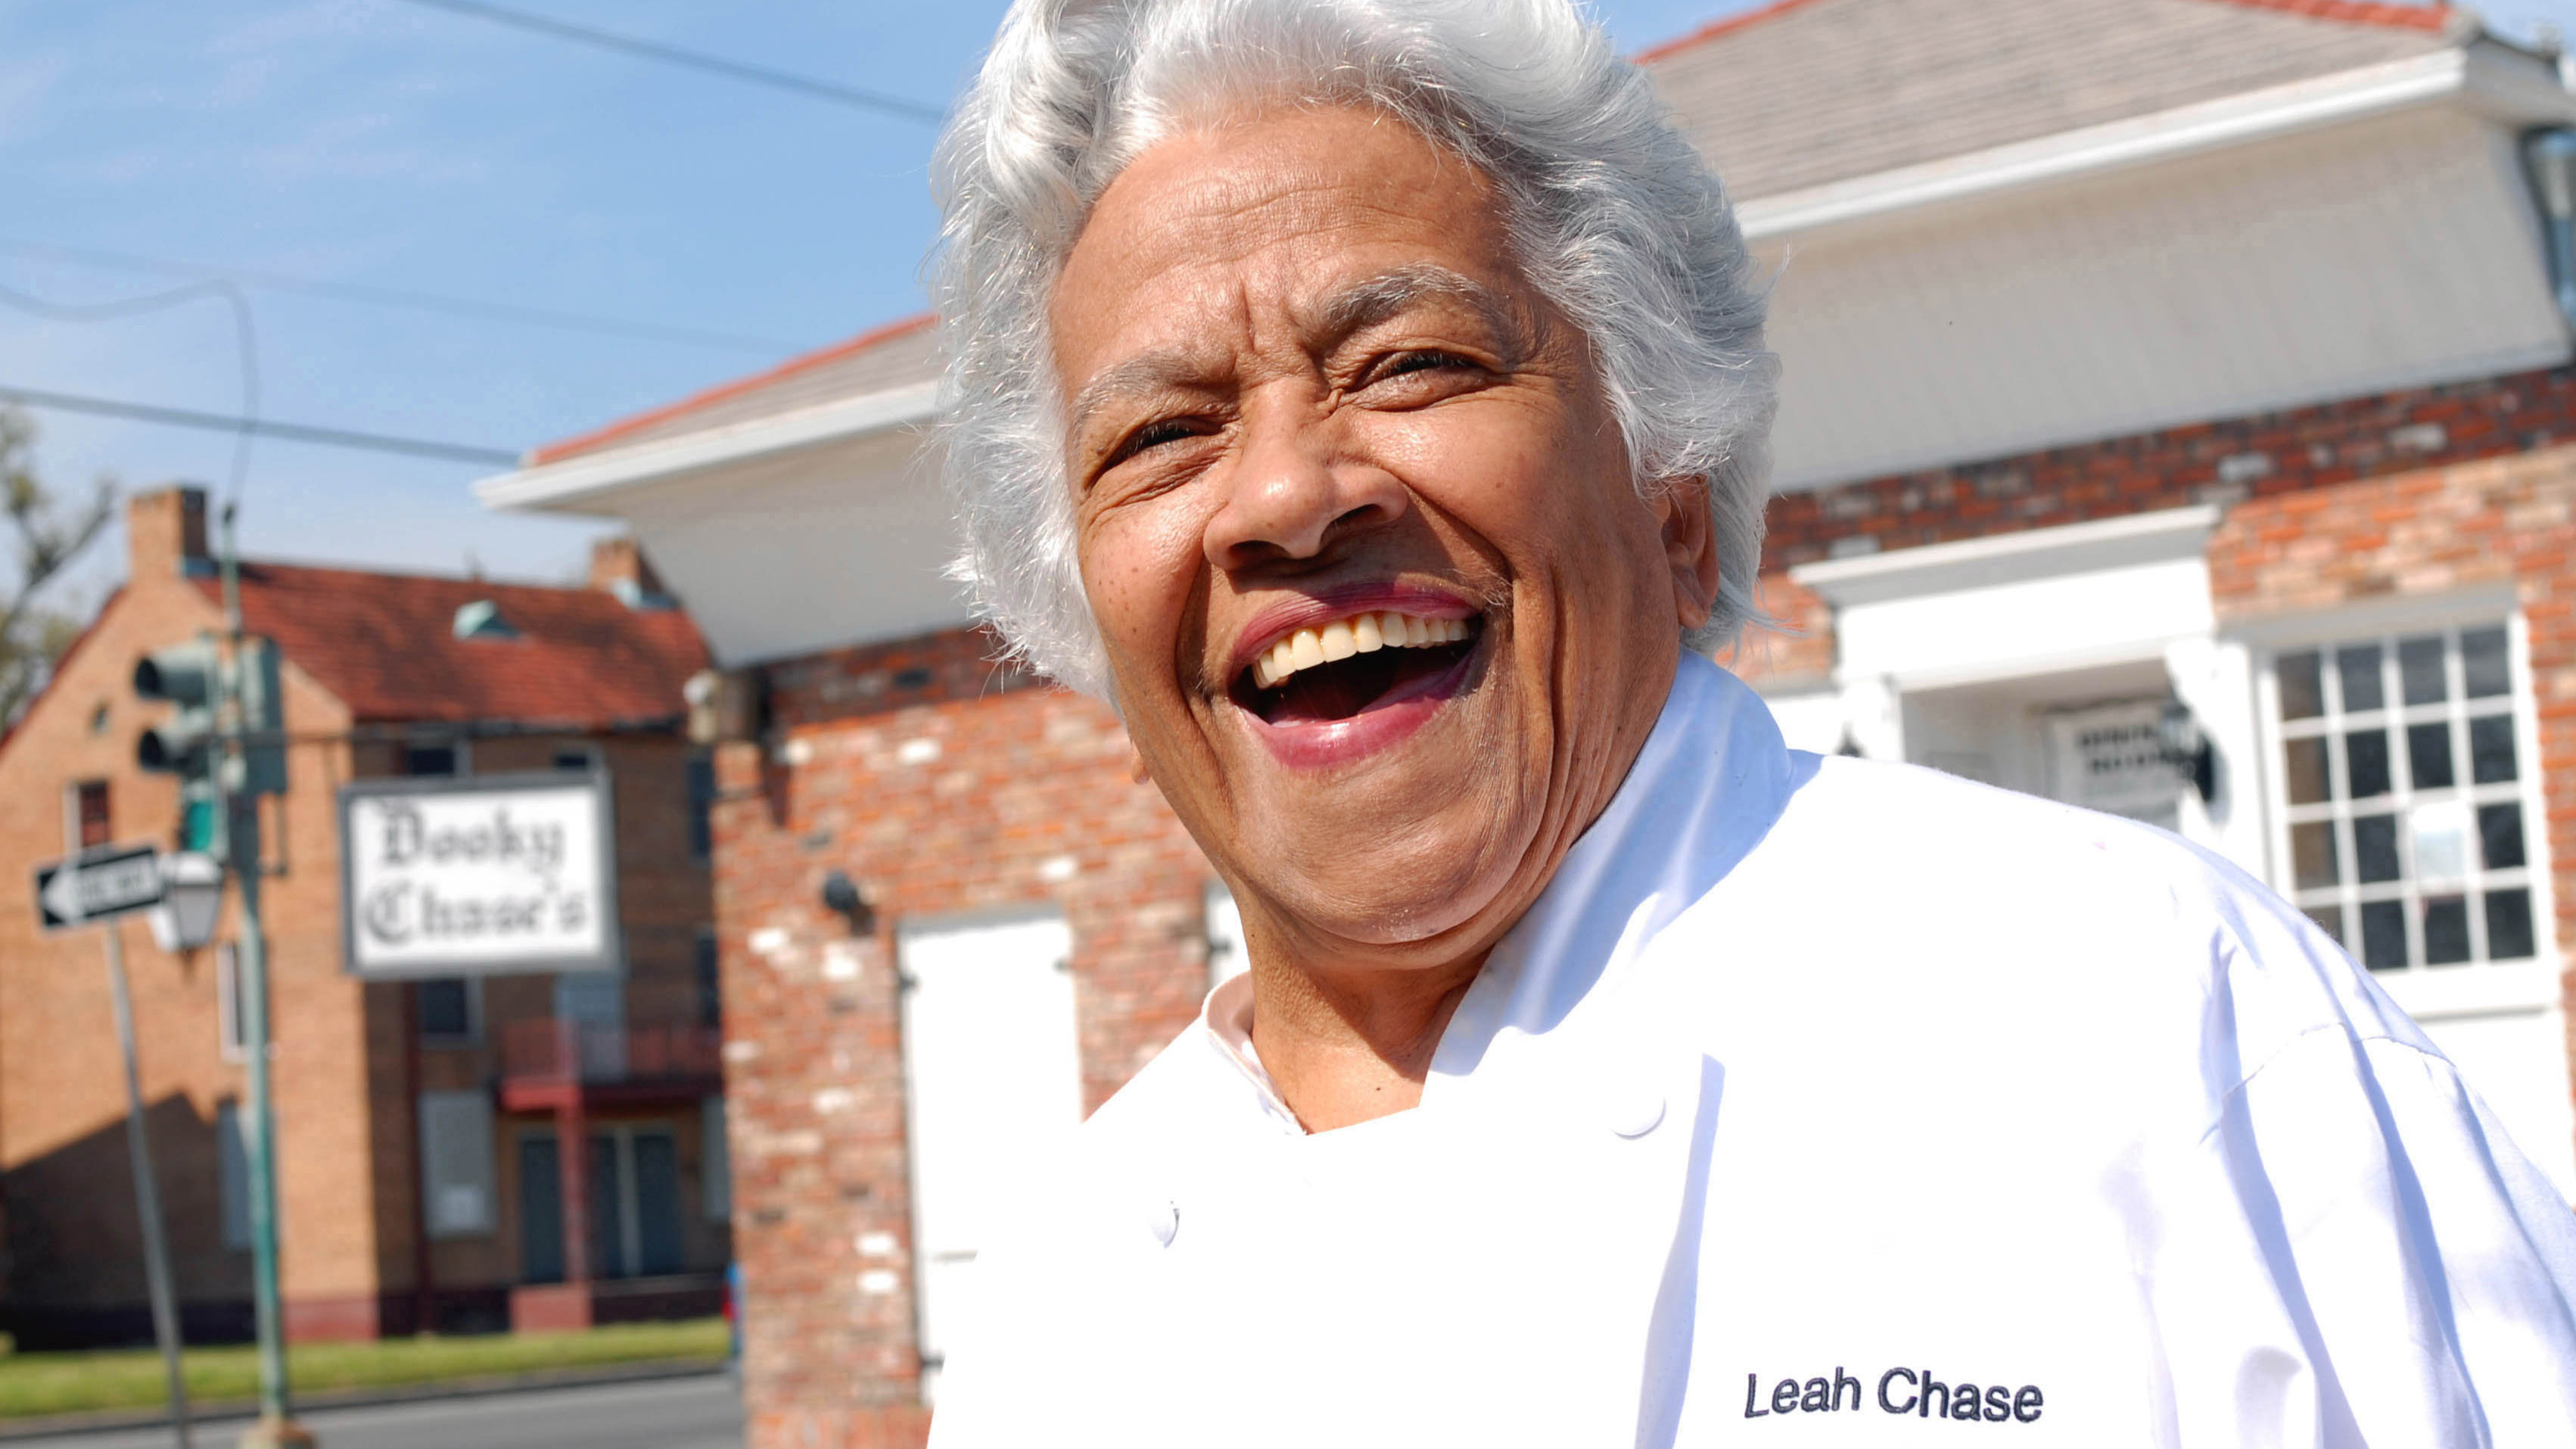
xmin=2462 ymin=627 xmax=2510 ymax=699
xmin=2409 ymin=802 xmax=2470 ymax=880
xmin=74 ymin=780 xmax=111 ymax=849
xmin=2486 ymin=888 xmax=2536 ymax=959
xmin=2284 ymin=738 xmax=2331 ymax=805
xmin=695 ymin=934 xmax=723 ymax=1029
xmin=2398 ymin=635 xmax=2448 ymax=705
xmin=2338 ymin=645 xmax=2385 ymax=712
xmin=2301 ymin=905 xmax=2344 ymax=947
xmin=2291 ymin=822 xmax=2340 ymax=890
xmin=2469 ymin=716 xmax=2517 ymax=784
xmin=406 ymin=744 xmax=459 ymax=778
xmin=2479 ymin=802 xmax=2527 ymax=869
xmin=2354 ymin=815 xmax=2400 ymax=883
xmin=2406 ymin=722 xmax=2454 ymax=789
xmin=2345 ymin=730 xmax=2391 ymax=798
xmin=421 ymin=980 xmax=471 ymax=1038
xmin=2422 ymin=897 xmax=2472 ymax=965
xmin=2278 ymin=651 xmax=2325 ymax=720
xmin=2360 ymin=900 xmax=2409 ymax=970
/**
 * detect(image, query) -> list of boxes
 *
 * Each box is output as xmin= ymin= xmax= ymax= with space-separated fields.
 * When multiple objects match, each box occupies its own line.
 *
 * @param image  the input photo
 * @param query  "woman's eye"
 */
xmin=1371 ymin=350 xmax=1476 ymax=384
xmin=1108 ymin=418 xmax=1201 ymax=465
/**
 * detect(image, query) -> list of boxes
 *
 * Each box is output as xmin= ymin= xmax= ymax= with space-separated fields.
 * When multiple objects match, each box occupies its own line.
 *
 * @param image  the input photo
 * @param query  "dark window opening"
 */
xmin=419 ymin=979 xmax=473 ymax=1041
xmin=686 ymin=752 xmax=716 ymax=861
xmin=405 ymin=742 xmax=461 ymax=778
xmin=695 ymin=933 xmax=723 ymax=1029
xmin=72 ymin=780 xmax=111 ymax=849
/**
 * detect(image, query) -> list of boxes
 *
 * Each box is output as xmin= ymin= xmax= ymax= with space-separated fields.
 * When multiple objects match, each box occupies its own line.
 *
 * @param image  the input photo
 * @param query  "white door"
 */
xmin=898 ymin=913 xmax=1081 ymax=1401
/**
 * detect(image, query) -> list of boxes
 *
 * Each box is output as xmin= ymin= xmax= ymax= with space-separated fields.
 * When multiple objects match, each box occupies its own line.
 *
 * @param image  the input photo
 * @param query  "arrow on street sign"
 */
xmin=35 ymin=844 xmax=166 ymax=931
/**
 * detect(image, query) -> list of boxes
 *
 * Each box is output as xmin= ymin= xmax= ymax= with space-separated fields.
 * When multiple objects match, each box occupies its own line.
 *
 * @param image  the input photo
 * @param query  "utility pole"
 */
xmin=104 ymin=921 xmax=194 ymax=1449
xmin=131 ymin=502 xmax=302 ymax=1447
xmin=216 ymin=502 xmax=310 ymax=1449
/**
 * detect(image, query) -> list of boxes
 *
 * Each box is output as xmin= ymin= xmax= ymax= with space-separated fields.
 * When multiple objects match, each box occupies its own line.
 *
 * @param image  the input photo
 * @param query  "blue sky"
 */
xmin=0 ymin=0 xmax=2546 ymax=609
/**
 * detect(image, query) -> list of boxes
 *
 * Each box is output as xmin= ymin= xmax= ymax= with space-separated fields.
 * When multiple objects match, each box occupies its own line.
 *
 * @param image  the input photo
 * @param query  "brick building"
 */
xmin=0 ymin=486 xmax=730 ymax=1345
xmin=475 ymin=1 xmax=2576 ymax=1442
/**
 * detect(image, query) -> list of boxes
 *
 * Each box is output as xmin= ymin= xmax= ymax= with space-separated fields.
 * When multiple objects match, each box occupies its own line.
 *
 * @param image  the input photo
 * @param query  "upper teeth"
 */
xmin=1248 ymin=611 xmax=1472 ymax=690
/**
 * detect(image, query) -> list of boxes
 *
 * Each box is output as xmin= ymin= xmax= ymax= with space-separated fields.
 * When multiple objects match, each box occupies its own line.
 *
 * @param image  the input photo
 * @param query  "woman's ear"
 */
xmin=1649 ymin=474 xmax=1722 ymax=631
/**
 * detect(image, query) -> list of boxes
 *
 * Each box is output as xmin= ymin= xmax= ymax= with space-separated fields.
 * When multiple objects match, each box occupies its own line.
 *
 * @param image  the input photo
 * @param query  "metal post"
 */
xmin=218 ymin=505 xmax=312 ymax=1449
xmin=104 ymin=923 xmax=194 ymax=1449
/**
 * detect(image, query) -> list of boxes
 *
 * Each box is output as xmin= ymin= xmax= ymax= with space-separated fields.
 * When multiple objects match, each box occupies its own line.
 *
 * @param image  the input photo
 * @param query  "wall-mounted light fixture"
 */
xmin=2158 ymin=701 xmax=2217 ymax=806
xmin=820 ymin=869 xmax=874 ymax=934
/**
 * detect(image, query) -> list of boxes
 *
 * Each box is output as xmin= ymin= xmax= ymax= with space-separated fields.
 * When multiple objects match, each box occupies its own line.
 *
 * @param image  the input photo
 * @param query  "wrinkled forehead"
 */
xmin=1047 ymin=105 xmax=1538 ymax=400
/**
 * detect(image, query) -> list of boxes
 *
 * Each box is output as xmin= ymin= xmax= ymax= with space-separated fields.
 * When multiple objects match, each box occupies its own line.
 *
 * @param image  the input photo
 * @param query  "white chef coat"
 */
xmin=929 ymin=653 xmax=2576 ymax=1447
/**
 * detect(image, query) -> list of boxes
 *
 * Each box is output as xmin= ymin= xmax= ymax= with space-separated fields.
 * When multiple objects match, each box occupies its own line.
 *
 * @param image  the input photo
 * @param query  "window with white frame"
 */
xmin=2269 ymin=621 xmax=2543 ymax=972
xmin=418 ymin=1090 xmax=497 ymax=1238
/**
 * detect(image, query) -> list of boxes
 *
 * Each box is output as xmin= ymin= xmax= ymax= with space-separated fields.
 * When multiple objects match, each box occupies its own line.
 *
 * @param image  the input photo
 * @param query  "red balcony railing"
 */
xmin=500 ymin=1018 xmax=724 ymax=1088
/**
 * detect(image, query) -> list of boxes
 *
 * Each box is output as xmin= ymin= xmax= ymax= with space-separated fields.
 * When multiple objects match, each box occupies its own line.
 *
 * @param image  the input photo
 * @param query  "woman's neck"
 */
xmin=1246 ymin=951 xmax=1488 ymax=1132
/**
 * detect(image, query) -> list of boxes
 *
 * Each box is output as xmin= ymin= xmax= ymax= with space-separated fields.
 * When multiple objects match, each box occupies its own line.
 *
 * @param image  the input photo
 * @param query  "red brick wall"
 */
xmin=1762 ymin=362 xmax=2576 ymax=573
xmin=715 ymin=630 xmax=1214 ymax=1449
xmin=0 ymin=493 xmax=722 ymax=1345
xmin=0 ymin=537 xmax=383 ymax=1342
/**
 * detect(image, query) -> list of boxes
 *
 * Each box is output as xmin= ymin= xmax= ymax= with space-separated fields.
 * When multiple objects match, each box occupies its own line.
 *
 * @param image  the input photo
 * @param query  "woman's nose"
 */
xmin=1201 ymin=397 xmax=1407 ymax=571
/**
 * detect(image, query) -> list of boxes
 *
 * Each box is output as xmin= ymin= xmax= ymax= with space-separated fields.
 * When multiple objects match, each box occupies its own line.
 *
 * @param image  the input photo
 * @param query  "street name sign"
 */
xmin=338 ymin=770 xmax=622 ymax=980
xmin=34 ymin=844 xmax=165 ymax=932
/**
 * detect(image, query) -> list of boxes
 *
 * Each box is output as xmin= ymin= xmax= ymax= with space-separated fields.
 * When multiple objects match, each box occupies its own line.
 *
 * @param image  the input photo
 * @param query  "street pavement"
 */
xmin=12 ymin=1373 xmax=742 ymax=1449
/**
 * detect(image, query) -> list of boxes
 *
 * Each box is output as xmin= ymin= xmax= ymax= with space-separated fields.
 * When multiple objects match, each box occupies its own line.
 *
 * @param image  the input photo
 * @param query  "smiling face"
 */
xmin=1054 ymin=104 xmax=1717 ymax=984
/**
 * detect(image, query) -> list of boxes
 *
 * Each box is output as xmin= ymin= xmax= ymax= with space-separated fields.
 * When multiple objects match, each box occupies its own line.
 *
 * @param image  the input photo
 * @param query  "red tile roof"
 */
xmin=198 ymin=563 xmax=709 ymax=727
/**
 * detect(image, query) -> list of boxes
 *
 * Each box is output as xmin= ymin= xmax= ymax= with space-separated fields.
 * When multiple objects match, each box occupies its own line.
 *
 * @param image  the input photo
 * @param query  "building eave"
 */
xmin=1740 ymin=43 xmax=2569 ymax=241
xmin=474 ymin=380 xmax=940 ymax=515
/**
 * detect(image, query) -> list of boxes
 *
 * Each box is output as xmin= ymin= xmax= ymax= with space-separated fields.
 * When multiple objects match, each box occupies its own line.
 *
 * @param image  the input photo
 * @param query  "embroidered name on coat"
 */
xmin=1743 ymin=1369 xmax=2043 ymax=1423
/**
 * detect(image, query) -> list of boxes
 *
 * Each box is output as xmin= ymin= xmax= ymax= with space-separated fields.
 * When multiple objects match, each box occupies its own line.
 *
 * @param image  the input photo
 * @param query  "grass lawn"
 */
xmin=0 ymin=1317 xmax=730 ymax=1422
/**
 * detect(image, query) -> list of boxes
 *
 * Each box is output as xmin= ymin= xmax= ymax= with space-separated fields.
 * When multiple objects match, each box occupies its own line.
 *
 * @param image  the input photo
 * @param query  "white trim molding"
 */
xmin=1791 ymin=505 xmax=2222 ymax=608
xmin=474 ymin=380 xmax=939 ymax=515
xmin=1741 ymin=44 xmax=2574 ymax=242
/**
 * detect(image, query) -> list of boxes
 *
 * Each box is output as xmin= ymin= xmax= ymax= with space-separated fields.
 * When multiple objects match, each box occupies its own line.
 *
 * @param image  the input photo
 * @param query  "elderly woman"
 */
xmin=922 ymin=1 xmax=2576 ymax=1443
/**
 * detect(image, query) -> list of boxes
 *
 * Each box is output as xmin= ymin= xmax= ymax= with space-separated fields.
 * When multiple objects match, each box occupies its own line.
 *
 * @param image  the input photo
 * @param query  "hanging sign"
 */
xmin=338 ymin=770 xmax=621 ymax=979
xmin=2043 ymin=698 xmax=2182 ymax=825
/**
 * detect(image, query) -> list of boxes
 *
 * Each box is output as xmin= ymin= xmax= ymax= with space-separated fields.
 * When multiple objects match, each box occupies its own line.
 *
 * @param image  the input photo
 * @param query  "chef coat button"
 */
xmin=1607 ymin=1078 xmax=1665 ymax=1139
xmin=1146 ymin=1198 xmax=1179 ymax=1247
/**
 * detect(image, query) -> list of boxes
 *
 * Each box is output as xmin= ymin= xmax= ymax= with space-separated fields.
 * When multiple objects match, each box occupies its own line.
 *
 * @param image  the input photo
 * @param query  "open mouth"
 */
xmin=1233 ymin=609 xmax=1480 ymax=726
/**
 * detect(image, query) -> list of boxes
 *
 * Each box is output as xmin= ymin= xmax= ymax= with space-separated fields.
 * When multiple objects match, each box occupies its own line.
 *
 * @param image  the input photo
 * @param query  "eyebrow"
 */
xmin=1061 ymin=263 xmax=1538 ymax=446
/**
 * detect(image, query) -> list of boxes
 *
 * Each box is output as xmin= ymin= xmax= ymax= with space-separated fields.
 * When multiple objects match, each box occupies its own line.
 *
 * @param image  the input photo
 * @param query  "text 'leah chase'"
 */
xmin=1745 ymin=1368 xmax=2044 ymax=1423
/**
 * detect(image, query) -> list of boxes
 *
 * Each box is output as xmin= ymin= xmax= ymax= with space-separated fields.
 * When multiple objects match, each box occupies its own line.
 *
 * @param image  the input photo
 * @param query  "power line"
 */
xmin=0 ymin=384 xmax=519 ymax=466
xmin=0 ymin=238 xmax=804 ymax=354
xmin=0 ymin=277 xmax=262 ymax=505
xmin=388 ymin=0 xmax=948 ymax=124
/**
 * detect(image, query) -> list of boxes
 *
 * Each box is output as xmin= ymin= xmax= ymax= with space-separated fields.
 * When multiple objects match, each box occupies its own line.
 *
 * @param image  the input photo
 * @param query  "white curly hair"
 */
xmin=932 ymin=0 xmax=1778 ymax=698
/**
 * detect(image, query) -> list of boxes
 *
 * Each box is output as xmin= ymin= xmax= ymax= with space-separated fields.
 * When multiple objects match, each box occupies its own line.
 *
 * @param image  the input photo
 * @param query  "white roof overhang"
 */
xmin=1741 ymin=42 xmax=2576 ymax=243
xmin=473 ymin=379 xmax=939 ymax=515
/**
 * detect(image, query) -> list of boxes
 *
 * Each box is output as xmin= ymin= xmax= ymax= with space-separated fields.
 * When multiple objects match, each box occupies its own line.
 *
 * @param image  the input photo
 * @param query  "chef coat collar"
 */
xmin=1426 ymin=652 xmax=1797 ymax=1096
xmin=1191 ymin=653 xmax=1797 ymax=1127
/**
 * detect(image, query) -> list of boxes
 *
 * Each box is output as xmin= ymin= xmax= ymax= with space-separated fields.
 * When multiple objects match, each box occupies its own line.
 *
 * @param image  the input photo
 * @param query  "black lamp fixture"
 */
xmin=2158 ymin=700 xmax=2218 ymax=806
xmin=820 ymin=869 xmax=874 ymax=933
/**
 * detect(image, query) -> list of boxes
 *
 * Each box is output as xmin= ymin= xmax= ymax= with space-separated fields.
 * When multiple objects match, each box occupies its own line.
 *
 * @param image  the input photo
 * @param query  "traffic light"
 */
xmin=134 ymin=638 xmax=219 ymax=776
xmin=233 ymin=637 xmax=288 ymax=798
xmin=135 ymin=637 xmax=223 ymax=854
